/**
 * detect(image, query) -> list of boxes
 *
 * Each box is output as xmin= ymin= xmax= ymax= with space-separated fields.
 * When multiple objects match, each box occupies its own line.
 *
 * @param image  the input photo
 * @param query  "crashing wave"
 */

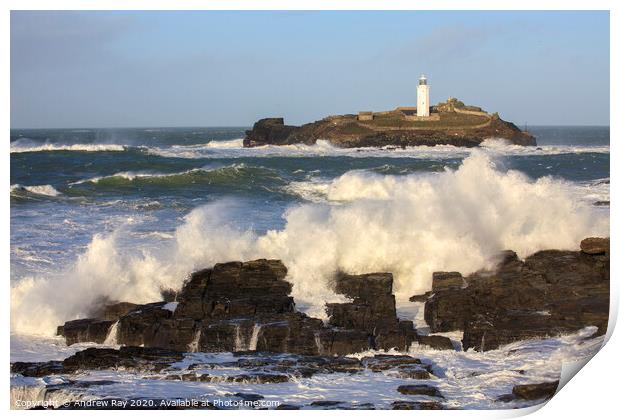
xmin=10 ymin=141 xmax=127 ymax=154
xmin=10 ymin=184 xmax=62 ymax=197
xmin=67 ymin=163 xmax=280 ymax=188
xmin=10 ymin=151 xmax=609 ymax=335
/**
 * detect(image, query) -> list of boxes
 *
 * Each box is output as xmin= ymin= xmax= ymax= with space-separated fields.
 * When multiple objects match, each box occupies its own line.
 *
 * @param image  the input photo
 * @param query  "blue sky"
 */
xmin=11 ymin=11 xmax=610 ymax=128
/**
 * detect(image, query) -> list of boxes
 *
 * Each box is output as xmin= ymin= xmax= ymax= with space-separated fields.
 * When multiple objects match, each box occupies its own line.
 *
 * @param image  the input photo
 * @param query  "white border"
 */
xmin=3 ymin=1 xmax=617 ymax=419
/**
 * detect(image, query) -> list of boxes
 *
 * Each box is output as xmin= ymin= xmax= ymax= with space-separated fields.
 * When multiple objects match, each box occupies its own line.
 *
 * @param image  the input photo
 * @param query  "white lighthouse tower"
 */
xmin=417 ymin=74 xmax=430 ymax=117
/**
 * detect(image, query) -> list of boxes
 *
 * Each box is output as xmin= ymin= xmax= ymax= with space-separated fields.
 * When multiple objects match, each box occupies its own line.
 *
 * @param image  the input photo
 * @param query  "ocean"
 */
xmin=9 ymin=126 xmax=610 ymax=409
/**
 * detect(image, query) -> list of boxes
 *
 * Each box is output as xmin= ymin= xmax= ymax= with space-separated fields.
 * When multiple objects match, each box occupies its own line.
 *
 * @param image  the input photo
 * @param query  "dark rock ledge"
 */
xmin=418 ymin=237 xmax=610 ymax=351
xmin=496 ymin=381 xmax=560 ymax=403
xmin=54 ymin=260 xmax=439 ymax=355
xmin=53 ymin=236 xmax=609 ymax=356
xmin=10 ymin=238 xmax=609 ymax=410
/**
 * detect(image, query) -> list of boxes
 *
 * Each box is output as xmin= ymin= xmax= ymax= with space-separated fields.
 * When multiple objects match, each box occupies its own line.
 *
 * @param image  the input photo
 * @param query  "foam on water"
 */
xmin=143 ymin=138 xmax=610 ymax=160
xmin=10 ymin=151 xmax=609 ymax=335
xmin=11 ymin=184 xmax=62 ymax=197
xmin=67 ymin=163 xmax=276 ymax=188
xmin=285 ymin=172 xmax=611 ymax=208
xmin=10 ymin=140 xmax=126 ymax=154
xmin=9 ymin=327 xmax=604 ymax=410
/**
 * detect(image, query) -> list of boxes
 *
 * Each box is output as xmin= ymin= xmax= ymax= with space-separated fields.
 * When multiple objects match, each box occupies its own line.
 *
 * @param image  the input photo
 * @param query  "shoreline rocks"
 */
xmin=55 ymin=260 xmax=426 ymax=356
xmin=55 ymin=237 xmax=609 ymax=356
xmin=421 ymin=237 xmax=609 ymax=351
xmin=12 ymin=237 xmax=609 ymax=410
xmin=496 ymin=381 xmax=559 ymax=403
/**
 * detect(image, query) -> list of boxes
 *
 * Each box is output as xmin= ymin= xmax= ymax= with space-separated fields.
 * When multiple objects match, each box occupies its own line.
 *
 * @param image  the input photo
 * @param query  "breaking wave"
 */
xmin=144 ymin=138 xmax=610 ymax=160
xmin=10 ymin=151 xmax=609 ymax=335
xmin=68 ymin=164 xmax=282 ymax=189
xmin=10 ymin=136 xmax=609 ymax=159
xmin=284 ymin=172 xmax=612 ymax=208
xmin=10 ymin=139 xmax=127 ymax=154
xmin=10 ymin=184 xmax=62 ymax=198
xmin=479 ymin=138 xmax=610 ymax=155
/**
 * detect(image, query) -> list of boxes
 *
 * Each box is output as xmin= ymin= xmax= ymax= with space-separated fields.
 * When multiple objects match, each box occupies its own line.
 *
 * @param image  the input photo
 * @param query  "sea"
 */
xmin=9 ymin=126 xmax=610 ymax=409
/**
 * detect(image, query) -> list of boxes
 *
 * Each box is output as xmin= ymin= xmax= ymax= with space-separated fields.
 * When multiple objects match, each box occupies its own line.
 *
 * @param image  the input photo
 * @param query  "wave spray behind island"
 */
xmin=10 ymin=152 xmax=609 ymax=335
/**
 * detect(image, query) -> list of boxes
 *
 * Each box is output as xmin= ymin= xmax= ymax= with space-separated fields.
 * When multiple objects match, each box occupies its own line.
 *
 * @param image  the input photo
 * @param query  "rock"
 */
xmin=243 ymin=105 xmax=536 ymax=149
xmin=310 ymin=401 xmax=343 ymax=407
xmin=392 ymin=401 xmax=444 ymax=410
xmin=173 ymin=268 xmax=211 ymax=319
xmin=325 ymin=273 xmax=416 ymax=353
xmin=11 ymin=361 xmax=64 ymax=377
xmin=58 ymin=259 xmax=414 ymax=356
xmin=326 ymin=300 xmax=395 ymax=331
xmin=117 ymin=302 xmax=172 ymax=347
xmin=332 ymin=272 xmax=394 ymax=299
xmin=593 ymin=200 xmax=610 ymax=207
xmin=497 ymin=381 xmax=559 ymax=402
xmin=62 ymin=347 xmax=185 ymax=373
xmin=397 ymin=385 xmax=444 ymax=398
xmin=424 ymin=289 xmax=472 ymax=332
xmin=149 ymin=317 xmax=198 ymax=352
xmin=243 ymin=118 xmax=298 ymax=147
xmin=417 ymin=335 xmax=455 ymax=350
xmin=362 ymin=355 xmax=424 ymax=371
xmin=173 ymin=259 xmax=293 ymax=320
xmin=57 ymin=237 xmax=608 ymax=357
xmin=422 ymin=239 xmax=610 ymax=351
xmin=512 ymin=381 xmax=558 ymax=401
xmin=275 ymin=404 xmax=301 ymax=410
xmin=59 ymin=319 xmax=115 ymax=345
xmin=432 ymin=272 xmax=464 ymax=292
xmin=409 ymin=291 xmax=432 ymax=302
xmin=220 ymin=373 xmax=290 ymax=384
xmin=317 ymin=328 xmax=366 ymax=356
xmin=13 ymin=347 xmax=185 ymax=377
xmin=580 ymin=237 xmax=609 ymax=255
xmin=92 ymin=301 xmax=139 ymax=321
xmin=392 ymin=366 xmax=432 ymax=380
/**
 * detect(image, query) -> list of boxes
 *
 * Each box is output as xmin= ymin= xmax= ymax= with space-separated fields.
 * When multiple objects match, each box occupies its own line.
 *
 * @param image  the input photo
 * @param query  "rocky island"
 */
xmin=244 ymin=97 xmax=536 ymax=148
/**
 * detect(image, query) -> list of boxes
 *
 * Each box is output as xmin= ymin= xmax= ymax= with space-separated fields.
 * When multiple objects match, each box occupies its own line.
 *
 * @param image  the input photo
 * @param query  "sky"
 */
xmin=10 ymin=10 xmax=610 ymax=128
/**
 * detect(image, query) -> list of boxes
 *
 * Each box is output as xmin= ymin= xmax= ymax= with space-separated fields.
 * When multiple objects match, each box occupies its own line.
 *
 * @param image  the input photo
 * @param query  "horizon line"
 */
xmin=10 ymin=123 xmax=611 ymax=131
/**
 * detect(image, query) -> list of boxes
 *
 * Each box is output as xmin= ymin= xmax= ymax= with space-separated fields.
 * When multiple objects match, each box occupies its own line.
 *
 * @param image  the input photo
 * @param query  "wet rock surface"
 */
xmin=56 ymin=237 xmax=609 ymax=357
xmin=391 ymin=401 xmax=445 ymax=410
xmin=13 ymin=239 xmax=608 ymax=409
xmin=497 ymin=381 xmax=559 ymax=402
xmin=12 ymin=347 xmax=185 ymax=376
xmin=56 ymin=260 xmax=419 ymax=355
xmin=397 ymin=384 xmax=444 ymax=398
xmin=421 ymin=237 xmax=609 ymax=351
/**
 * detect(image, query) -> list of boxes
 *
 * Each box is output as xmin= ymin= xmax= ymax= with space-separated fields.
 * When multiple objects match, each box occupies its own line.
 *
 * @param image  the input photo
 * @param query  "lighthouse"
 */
xmin=417 ymin=74 xmax=430 ymax=117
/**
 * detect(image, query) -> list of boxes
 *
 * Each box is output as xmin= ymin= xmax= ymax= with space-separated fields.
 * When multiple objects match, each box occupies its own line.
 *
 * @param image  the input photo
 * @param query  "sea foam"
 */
xmin=10 ymin=141 xmax=126 ymax=153
xmin=10 ymin=151 xmax=609 ymax=335
xmin=10 ymin=184 xmax=62 ymax=197
xmin=144 ymin=138 xmax=610 ymax=160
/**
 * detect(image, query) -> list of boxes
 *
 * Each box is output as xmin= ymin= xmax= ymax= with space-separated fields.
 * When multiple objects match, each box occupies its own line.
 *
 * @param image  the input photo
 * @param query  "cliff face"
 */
xmin=243 ymin=107 xmax=536 ymax=148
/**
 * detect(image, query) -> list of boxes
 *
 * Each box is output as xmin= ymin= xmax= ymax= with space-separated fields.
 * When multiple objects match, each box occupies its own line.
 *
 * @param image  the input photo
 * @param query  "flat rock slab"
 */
xmin=417 ymin=335 xmax=455 ymax=350
xmin=512 ymin=381 xmax=559 ymax=400
xmin=580 ymin=237 xmax=609 ymax=255
xmin=397 ymin=384 xmax=444 ymax=398
xmin=391 ymin=401 xmax=445 ymax=410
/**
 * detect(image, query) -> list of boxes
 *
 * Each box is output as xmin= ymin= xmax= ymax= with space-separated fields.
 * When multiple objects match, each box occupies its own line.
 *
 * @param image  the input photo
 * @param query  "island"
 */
xmin=244 ymin=76 xmax=536 ymax=148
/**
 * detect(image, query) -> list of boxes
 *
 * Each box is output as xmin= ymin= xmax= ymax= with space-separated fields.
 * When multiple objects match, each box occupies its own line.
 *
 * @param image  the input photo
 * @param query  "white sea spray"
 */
xmin=10 ymin=151 xmax=609 ymax=335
